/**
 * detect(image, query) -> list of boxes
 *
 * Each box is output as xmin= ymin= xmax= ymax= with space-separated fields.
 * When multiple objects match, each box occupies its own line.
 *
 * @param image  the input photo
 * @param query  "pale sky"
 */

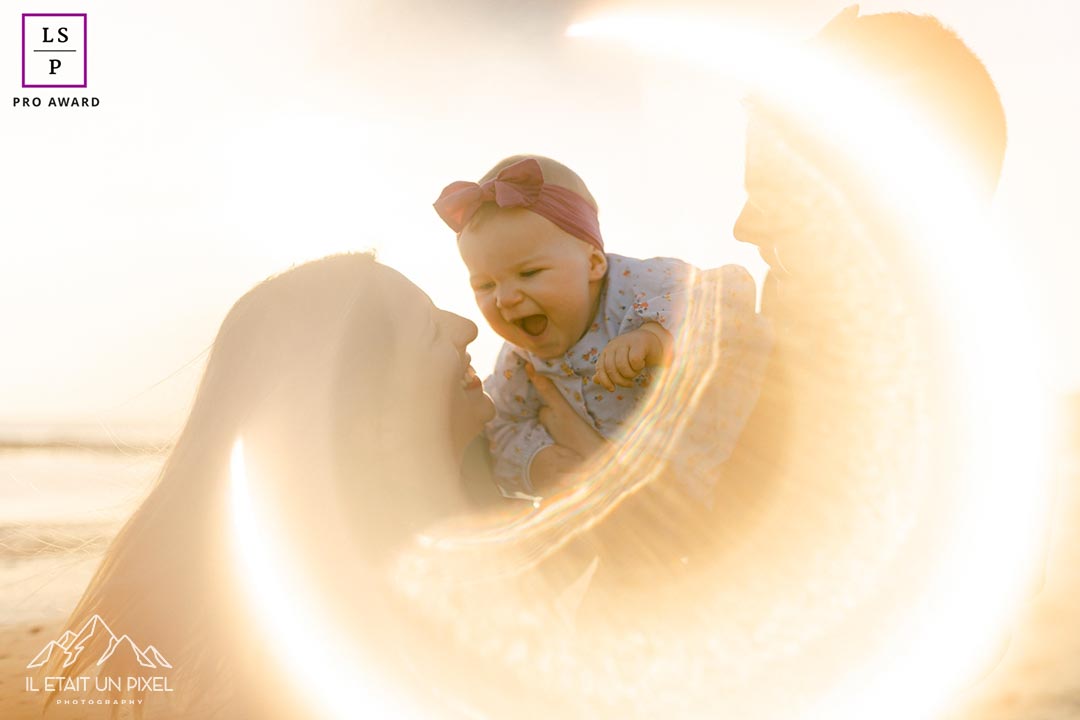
xmin=1 ymin=0 xmax=1076 ymax=439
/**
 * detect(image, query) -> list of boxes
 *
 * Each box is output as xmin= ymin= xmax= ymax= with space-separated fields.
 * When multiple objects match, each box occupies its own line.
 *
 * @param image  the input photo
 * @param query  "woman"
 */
xmin=46 ymin=253 xmax=496 ymax=718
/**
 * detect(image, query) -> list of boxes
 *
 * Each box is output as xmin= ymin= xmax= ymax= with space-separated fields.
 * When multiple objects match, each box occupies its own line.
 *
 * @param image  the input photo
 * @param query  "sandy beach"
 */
xmin=2 ymin=620 xmax=66 ymax=720
xmin=0 ymin=449 xmax=158 ymax=719
xmin=2 ymin=441 xmax=1079 ymax=719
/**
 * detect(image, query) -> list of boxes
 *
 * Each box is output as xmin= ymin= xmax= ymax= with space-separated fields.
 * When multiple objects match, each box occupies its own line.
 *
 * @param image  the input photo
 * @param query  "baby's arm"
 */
xmin=592 ymin=256 xmax=695 ymax=390
xmin=485 ymin=347 xmax=556 ymax=499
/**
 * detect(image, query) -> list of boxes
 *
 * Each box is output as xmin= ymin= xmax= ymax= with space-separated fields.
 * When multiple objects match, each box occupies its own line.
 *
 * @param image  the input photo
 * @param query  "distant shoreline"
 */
xmin=0 ymin=439 xmax=170 ymax=456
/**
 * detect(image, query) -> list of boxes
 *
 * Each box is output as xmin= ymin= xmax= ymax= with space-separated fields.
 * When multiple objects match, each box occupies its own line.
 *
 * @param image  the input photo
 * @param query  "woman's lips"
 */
xmin=461 ymin=364 xmax=482 ymax=391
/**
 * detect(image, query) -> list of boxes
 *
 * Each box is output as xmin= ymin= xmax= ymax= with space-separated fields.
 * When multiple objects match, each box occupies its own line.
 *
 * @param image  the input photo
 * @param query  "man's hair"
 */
xmin=809 ymin=9 xmax=1007 ymax=194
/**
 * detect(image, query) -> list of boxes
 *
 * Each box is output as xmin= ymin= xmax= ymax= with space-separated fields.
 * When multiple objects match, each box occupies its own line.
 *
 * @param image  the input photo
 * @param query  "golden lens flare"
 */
xmin=229 ymin=440 xmax=423 ymax=720
xmin=227 ymin=12 xmax=1054 ymax=720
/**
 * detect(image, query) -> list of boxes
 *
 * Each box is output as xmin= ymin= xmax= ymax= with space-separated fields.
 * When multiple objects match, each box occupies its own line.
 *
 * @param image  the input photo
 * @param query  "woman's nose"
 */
xmin=446 ymin=312 xmax=478 ymax=347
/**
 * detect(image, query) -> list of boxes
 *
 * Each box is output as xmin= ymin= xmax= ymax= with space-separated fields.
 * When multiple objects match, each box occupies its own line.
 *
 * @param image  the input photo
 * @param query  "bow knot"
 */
xmin=433 ymin=157 xmax=604 ymax=250
xmin=434 ymin=158 xmax=545 ymax=232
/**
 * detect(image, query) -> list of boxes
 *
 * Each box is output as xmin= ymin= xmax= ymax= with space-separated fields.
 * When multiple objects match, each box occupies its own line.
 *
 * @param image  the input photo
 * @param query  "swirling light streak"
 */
xmin=225 ymin=13 xmax=1053 ymax=719
xmin=228 ymin=439 xmax=422 ymax=720
xmin=568 ymin=11 xmax=1051 ymax=720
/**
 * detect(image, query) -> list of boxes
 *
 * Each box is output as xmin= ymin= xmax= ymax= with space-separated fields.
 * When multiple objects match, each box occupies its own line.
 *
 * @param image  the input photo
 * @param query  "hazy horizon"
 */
xmin=3 ymin=0 xmax=1077 ymax=432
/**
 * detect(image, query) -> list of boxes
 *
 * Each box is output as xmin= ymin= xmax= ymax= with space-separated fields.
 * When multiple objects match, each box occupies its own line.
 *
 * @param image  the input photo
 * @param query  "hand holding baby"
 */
xmin=592 ymin=322 xmax=673 ymax=391
xmin=528 ymin=445 xmax=586 ymax=494
xmin=527 ymin=364 xmax=610 ymax=492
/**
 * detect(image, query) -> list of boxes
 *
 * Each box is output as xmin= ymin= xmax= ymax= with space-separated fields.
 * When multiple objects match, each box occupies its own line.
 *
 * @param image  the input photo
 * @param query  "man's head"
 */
xmin=809 ymin=7 xmax=1007 ymax=195
xmin=735 ymin=7 xmax=1008 ymax=260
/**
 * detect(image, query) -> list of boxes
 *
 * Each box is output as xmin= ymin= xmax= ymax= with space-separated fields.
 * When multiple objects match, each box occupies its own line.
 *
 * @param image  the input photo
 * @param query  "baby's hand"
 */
xmin=592 ymin=322 xmax=673 ymax=391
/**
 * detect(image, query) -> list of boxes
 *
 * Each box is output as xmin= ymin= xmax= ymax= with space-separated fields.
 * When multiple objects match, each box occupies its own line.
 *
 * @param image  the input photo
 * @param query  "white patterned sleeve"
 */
xmin=483 ymin=345 xmax=554 ymax=499
xmin=616 ymin=257 xmax=698 ymax=335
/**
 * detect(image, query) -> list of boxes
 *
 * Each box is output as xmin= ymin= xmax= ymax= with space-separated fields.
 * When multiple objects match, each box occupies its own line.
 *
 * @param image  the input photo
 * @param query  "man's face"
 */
xmin=733 ymin=118 xmax=819 ymax=274
xmin=735 ymin=120 xmax=788 ymax=262
xmin=734 ymin=116 xmax=850 ymax=278
xmin=458 ymin=209 xmax=607 ymax=359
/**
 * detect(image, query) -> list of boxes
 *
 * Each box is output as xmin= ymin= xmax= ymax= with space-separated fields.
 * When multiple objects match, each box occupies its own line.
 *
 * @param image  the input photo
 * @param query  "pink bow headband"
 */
xmin=433 ymin=158 xmax=604 ymax=251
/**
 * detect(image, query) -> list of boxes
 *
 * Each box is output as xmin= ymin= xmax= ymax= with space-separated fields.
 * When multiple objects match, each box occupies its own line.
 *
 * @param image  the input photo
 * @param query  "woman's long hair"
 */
xmin=48 ymin=253 xmax=413 ymax=718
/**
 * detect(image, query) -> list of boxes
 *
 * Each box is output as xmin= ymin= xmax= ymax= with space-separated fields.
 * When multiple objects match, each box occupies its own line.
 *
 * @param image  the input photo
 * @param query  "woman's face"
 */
xmin=432 ymin=307 xmax=497 ymax=458
xmin=379 ymin=266 xmax=495 ymax=461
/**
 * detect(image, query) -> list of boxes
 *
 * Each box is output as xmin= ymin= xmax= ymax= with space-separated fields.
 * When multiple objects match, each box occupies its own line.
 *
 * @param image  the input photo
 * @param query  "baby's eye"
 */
xmin=473 ymin=281 xmax=495 ymax=292
xmin=520 ymin=269 xmax=543 ymax=278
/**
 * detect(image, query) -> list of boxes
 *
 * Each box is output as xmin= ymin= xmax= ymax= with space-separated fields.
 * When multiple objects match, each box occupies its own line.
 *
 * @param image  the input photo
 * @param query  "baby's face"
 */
xmin=458 ymin=209 xmax=607 ymax=359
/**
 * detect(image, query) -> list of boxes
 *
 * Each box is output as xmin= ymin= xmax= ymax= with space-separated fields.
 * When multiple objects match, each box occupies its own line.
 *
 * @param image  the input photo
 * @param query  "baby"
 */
xmin=434 ymin=155 xmax=695 ymax=498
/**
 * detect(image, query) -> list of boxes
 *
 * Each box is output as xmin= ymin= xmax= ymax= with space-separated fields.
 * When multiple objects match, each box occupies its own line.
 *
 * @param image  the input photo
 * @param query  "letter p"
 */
xmin=49 ymin=59 xmax=61 ymax=75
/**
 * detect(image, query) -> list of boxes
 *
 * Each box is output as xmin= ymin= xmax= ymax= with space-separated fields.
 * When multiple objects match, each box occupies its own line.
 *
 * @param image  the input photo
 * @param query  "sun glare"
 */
xmin=228 ymin=439 xmax=422 ymax=720
xmin=223 ymin=13 xmax=1051 ymax=720
xmin=567 ymin=10 xmax=1051 ymax=720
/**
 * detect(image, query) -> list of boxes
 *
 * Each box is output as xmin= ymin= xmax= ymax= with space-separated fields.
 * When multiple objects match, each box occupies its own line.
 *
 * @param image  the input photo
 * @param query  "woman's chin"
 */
xmin=451 ymin=389 xmax=496 ymax=458
xmin=469 ymin=388 xmax=496 ymax=426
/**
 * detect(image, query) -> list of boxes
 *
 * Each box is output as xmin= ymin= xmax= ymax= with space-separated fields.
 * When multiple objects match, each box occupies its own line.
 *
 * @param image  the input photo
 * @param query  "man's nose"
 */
xmin=732 ymin=200 xmax=766 ymax=245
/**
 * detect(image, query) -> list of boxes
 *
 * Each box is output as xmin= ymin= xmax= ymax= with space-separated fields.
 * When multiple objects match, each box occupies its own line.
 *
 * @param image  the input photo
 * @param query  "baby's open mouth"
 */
xmin=516 ymin=314 xmax=548 ymax=337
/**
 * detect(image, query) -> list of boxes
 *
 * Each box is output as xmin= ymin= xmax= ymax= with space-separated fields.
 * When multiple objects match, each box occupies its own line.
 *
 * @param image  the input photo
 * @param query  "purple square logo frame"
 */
xmin=22 ymin=13 xmax=88 ymax=89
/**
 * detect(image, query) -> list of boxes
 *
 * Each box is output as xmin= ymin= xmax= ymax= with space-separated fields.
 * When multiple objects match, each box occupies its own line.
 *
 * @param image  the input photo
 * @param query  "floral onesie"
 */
xmin=484 ymin=253 xmax=696 ymax=498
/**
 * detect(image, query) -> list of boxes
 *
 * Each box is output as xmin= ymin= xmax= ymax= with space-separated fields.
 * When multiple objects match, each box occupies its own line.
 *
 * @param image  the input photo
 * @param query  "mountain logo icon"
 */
xmin=26 ymin=615 xmax=172 ymax=670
